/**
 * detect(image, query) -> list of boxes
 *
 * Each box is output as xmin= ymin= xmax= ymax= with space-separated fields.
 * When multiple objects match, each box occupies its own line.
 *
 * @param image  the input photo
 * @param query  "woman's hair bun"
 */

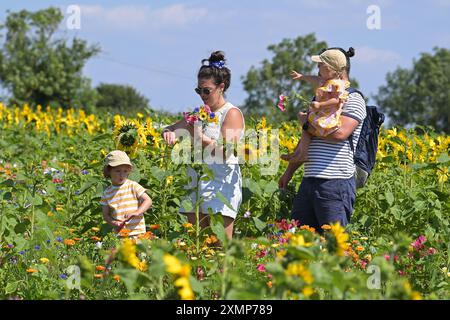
xmin=346 ymin=47 xmax=355 ymax=58
xmin=209 ymin=50 xmax=226 ymax=63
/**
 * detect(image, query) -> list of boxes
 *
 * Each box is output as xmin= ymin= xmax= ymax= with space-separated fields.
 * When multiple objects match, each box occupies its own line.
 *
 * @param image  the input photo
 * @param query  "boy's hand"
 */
xmin=291 ymin=70 xmax=303 ymax=80
xmin=123 ymin=212 xmax=140 ymax=220
xmin=112 ymin=220 xmax=125 ymax=232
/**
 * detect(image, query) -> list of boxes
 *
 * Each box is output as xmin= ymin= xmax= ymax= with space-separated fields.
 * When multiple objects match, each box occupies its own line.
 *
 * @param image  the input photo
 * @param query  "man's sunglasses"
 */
xmin=195 ymin=87 xmax=212 ymax=95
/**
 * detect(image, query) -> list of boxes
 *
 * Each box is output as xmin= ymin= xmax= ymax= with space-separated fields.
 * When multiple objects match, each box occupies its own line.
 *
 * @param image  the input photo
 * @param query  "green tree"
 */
xmin=0 ymin=7 xmax=100 ymax=110
xmin=95 ymin=83 xmax=151 ymax=116
xmin=241 ymin=34 xmax=326 ymax=121
xmin=242 ymin=34 xmax=360 ymax=122
xmin=375 ymin=47 xmax=450 ymax=133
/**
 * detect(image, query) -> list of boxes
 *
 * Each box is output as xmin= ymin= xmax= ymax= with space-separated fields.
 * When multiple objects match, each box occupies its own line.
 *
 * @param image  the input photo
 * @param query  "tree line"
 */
xmin=0 ymin=7 xmax=448 ymax=133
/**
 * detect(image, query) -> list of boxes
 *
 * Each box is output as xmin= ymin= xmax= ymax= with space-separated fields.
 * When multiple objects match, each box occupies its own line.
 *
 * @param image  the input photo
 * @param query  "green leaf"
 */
xmin=26 ymin=193 xmax=42 ymax=206
xmin=264 ymin=180 xmax=278 ymax=195
xmin=216 ymin=191 xmax=235 ymax=212
xmin=129 ymin=167 xmax=141 ymax=183
xmin=244 ymin=178 xmax=262 ymax=196
xmin=252 ymin=216 xmax=266 ymax=232
xmin=91 ymin=133 xmax=112 ymax=142
xmin=385 ymin=191 xmax=394 ymax=206
xmin=77 ymin=178 xmax=98 ymax=195
xmin=180 ymin=199 xmax=194 ymax=213
xmin=210 ymin=215 xmax=227 ymax=245
xmin=3 ymin=192 xmax=12 ymax=200
xmin=437 ymin=153 xmax=450 ymax=163
xmin=5 ymin=282 xmax=19 ymax=294
xmin=0 ymin=179 xmax=15 ymax=187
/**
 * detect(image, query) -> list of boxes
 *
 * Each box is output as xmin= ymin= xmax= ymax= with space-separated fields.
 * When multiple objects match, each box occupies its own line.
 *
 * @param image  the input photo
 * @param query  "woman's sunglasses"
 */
xmin=195 ymin=87 xmax=212 ymax=95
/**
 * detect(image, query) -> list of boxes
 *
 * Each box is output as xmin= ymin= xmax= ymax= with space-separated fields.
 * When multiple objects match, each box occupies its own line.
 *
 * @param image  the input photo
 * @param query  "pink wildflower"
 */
xmin=257 ymin=264 xmax=266 ymax=273
xmin=277 ymin=95 xmax=286 ymax=112
xmin=411 ymin=235 xmax=426 ymax=251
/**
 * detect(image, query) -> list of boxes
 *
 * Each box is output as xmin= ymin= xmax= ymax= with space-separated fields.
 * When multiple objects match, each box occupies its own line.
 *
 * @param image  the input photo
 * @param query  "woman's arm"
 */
xmin=221 ymin=108 xmax=244 ymax=144
xmin=162 ymin=118 xmax=189 ymax=145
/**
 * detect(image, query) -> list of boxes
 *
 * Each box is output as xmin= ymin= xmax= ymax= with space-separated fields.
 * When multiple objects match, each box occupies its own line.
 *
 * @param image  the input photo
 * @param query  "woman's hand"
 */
xmin=291 ymin=70 xmax=303 ymax=80
xmin=278 ymin=170 xmax=294 ymax=190
xmin=163 ymin=129 xmax=177 ymax=145
xmin=297 ymin=111 xmax=308 ymax=124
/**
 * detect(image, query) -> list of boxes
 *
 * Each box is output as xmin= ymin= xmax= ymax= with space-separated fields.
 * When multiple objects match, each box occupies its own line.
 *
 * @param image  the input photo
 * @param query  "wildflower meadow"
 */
xmin=0 ymin=103 xmax=449 ymax=300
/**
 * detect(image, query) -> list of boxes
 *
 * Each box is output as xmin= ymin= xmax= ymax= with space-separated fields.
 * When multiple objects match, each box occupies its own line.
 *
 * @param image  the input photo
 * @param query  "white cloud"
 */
xmin=355 ymin=46 xmax=401 ymax=63
xmin=152 ymin=4 xmax=208 ymax=27
xmin=80 ymin=4 xmax=208 ymax=30
xmin=433 ymin=0 xmax=450 ymax=6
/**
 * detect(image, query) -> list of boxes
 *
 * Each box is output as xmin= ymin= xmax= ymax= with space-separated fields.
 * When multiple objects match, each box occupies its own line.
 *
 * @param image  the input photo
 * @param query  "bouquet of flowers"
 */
xmin=183 ymin=104 xmax=219 ymax=128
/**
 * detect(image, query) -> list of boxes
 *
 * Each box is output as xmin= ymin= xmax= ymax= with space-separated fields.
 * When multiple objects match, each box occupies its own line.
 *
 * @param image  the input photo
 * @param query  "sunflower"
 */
xmin=199 ymin=112 xmax=208 ymax=121
xmin=325 ymin=222 xmax=349 ymax=257
xmin=113 ymin=119 xmax=147 ymax=155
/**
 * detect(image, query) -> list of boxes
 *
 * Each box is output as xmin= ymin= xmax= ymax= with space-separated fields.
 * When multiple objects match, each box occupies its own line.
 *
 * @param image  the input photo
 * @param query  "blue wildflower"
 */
xmin=56 ymin=237 xmax=63 ymax=243
xmin=35 ymin=245 xmax=41 ymax=250
xmin=81 ymin=170 xmax=89 ymax=175
xmin=59 ymin=274 xmax=68 ymax=280
xmin=19 ymin=251 xmax=25 ymax=255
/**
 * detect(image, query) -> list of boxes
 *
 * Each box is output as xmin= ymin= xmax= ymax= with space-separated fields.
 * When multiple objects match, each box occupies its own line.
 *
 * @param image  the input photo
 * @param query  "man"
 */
xmin=278 ymin=47 xmax=366 ymax=231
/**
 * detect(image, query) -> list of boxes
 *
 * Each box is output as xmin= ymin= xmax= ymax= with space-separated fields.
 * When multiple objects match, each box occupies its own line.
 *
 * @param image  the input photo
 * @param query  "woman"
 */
xmin=162 ymin=51 xmax=245 ymax=240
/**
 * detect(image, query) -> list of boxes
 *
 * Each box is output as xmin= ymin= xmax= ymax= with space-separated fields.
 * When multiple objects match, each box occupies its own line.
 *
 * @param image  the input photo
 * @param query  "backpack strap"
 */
xmin=345 ymin=87 xmax=365 ymax=153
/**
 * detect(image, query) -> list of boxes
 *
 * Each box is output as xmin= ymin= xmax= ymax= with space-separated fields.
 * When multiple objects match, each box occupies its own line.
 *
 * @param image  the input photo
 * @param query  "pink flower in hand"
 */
xmin=277 ymin=95 xmax=286 ymax=112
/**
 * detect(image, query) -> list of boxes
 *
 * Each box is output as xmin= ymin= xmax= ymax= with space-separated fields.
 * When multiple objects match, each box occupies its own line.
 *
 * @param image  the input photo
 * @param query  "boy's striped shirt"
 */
xmin=100 ymin=179 xmax=147 ymax=236
xmin=304 ymin=92 xmax=367 ymax=179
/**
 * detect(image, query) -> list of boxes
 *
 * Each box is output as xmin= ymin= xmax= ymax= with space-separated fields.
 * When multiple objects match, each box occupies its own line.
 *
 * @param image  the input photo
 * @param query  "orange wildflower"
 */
xmin=118 ymin=228 xmax=131 ymax=237
xmin=26 ymin=268 xmax=38 ymax=273
xmin=95 ymin=265 xmax=106 ymax=271
xmin=63 ymin=239 xmax=75 ymax=246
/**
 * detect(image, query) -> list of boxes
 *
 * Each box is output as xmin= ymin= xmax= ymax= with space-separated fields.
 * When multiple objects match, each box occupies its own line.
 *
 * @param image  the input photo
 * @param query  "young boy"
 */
xmin=100 ymin=150 xmax=152 ymax=238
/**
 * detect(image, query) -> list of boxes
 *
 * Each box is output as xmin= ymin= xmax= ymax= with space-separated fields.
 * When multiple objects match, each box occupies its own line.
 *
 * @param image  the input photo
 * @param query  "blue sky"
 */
xmin=1 ymin=0 xmax=450 ymax=113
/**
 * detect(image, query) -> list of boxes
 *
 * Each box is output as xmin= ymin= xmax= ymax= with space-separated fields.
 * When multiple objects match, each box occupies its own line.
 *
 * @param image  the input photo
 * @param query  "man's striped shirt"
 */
xmin=304 ymin=92 xmax=367 ymax=179
xmin=100 ymin=179 xmax=147 ymax=236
